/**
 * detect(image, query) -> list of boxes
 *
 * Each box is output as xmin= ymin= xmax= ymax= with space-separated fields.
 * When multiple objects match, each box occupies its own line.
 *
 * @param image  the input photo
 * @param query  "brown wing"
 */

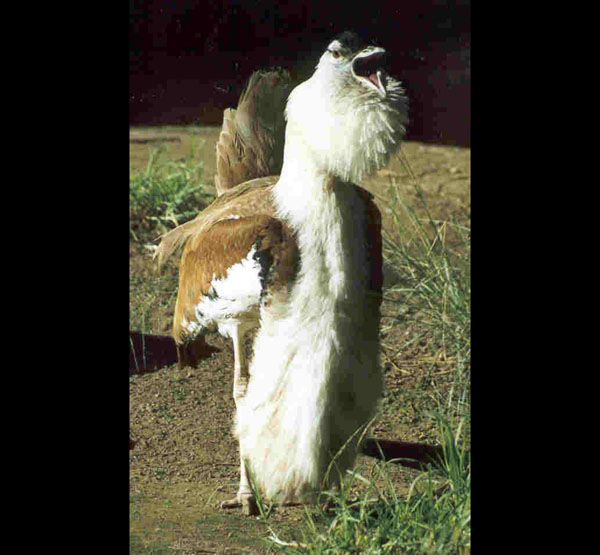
xmin=154 ymin=176 xmax=278 ymax=270
xmin=215 ymin=69 xmax=292 ymax=195
xmin=352 ymin=184 xmax=383 ymax=303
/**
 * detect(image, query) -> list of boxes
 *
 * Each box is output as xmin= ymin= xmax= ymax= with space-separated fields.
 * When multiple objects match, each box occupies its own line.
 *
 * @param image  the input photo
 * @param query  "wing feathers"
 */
xmin=154 ymin=177 xmax=278 ymax=269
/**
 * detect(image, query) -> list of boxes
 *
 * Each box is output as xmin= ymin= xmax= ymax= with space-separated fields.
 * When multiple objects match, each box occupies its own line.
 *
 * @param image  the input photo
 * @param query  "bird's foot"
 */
xmin=220 ymin=493 xmax=259 ymax=516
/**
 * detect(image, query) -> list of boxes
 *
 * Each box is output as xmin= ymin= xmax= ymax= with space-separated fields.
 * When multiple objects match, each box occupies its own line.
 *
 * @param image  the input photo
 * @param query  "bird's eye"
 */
xmin=331 ymin=50 xmax=340 ymax=59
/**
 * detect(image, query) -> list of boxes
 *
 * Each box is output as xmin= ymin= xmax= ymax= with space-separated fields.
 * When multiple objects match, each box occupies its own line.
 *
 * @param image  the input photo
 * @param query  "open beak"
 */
xmin=352 ymin=47 xmax=387 ymax=97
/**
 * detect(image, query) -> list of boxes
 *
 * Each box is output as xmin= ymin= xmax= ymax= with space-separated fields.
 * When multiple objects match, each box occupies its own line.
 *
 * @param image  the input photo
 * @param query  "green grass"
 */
xmin=260 ymin=414 xmax=470 ymax=554
xmin=129 ymin=140 xmax=215 ymax=243
xmin=129 ymin=142 xmax=215 ymax=334
xmin=130 ymin=532 xmax=173 ymax=555
xmin=381 ymin=152 xmax=471 ymax=428
xmin=382 ymin=167 xmax=471 ymax=363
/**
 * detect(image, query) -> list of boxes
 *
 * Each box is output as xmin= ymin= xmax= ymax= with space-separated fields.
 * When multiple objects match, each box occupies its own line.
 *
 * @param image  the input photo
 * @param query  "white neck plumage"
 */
xmin=273 ymin=61 xmax=408 ymax=294
xmin=274 ymin=61 xmax=407 ymax=222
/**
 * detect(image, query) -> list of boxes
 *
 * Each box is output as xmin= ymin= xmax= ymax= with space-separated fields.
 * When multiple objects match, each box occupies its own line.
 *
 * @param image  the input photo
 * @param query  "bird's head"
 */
xmin=317 ymin=31 xmax=389 ymax=98
xmin=285 ymin=31 xmax=409 ymax=183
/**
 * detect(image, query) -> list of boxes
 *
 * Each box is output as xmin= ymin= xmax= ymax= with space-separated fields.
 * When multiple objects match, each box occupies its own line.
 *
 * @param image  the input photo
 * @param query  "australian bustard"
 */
xmin=155 ymin=31 xmax=409 ymax=515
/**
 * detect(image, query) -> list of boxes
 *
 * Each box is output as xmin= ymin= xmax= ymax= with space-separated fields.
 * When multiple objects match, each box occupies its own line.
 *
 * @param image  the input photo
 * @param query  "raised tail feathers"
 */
xmin=215 ymin=68 xmax=293 ymax=195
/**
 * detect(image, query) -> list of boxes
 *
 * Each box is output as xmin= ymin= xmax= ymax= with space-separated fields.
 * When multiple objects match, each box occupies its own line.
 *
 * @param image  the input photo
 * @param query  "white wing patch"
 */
xmin=189 ymin=245 xmax=263 ymax=338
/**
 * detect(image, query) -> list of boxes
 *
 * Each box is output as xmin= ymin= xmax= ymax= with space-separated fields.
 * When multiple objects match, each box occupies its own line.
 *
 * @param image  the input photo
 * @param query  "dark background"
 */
xmin=130 ymin=0 xmax=470 ymax=146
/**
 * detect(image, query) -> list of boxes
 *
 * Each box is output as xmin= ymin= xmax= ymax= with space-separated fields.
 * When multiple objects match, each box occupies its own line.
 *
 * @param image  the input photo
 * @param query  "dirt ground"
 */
xmin=129 ymin=126 xmax=470 ymax=553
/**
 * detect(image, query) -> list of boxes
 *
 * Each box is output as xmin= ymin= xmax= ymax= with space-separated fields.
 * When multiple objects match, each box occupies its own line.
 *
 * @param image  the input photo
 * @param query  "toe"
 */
xmin=220 ymin=496 xmax=242 ymax=510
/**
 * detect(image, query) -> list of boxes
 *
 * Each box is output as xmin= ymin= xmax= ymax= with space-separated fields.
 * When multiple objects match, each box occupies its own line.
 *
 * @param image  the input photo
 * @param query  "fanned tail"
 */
xmin=215 ymin=68 xmax=293 ymax=195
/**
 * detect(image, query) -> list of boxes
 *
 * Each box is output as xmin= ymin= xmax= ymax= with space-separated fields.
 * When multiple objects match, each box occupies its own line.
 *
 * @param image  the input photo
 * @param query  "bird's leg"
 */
xmin=221 ymin=454 xmax=258 ymax=516
xmin=231 ymin=326 xmax=249 ymax=403
xmin=220 ymin=325 xmax=259 ymax=516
